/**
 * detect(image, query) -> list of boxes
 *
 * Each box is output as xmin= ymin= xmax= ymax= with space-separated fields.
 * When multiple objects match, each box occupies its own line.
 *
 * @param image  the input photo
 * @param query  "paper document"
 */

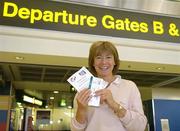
xmin=67 ymin=67 xmax=93 ymax=92
xmin=67 ymin=67 xmax=108 ymax=106
xmin=88 ymin=76 xmax=108 ymax=106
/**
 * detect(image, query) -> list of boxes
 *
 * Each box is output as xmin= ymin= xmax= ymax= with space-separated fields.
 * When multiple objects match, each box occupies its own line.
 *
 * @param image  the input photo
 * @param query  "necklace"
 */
xmin=105 ymin=76 xmax=116 ymax=88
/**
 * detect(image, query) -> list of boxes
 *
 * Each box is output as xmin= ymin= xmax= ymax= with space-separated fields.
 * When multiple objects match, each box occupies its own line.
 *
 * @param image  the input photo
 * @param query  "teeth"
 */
xmin=100 ymin=67 xmax=108 ymax=70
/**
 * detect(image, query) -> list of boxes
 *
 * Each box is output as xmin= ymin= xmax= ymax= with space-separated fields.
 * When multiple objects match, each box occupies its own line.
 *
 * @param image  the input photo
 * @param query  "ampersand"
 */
xmin=169 ymin=23 xmax=179 ymax=36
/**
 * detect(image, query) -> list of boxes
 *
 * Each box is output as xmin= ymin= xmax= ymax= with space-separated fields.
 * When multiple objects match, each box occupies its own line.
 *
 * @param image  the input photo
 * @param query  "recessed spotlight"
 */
xmin=15 ymin=56 xmax=24 ymax=60
xmin=156 ymin=67 xmax=165 ymax=70
xmin=128 ymin=65 xmax=131 ymax=68
xmin=67 ymin=106 xmax=72 ymax=109
xmin=50 ymin=97 xmax=54 ymax=100
xmin=71 ymin=87 xmax=75 ymax=91
xmin=53 ymin=91 xmax=59 ymax=94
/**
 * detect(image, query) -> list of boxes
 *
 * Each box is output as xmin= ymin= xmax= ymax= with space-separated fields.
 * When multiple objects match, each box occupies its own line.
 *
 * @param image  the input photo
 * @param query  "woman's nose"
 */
xmin=101 ymin=57 xmax=107 ymax=62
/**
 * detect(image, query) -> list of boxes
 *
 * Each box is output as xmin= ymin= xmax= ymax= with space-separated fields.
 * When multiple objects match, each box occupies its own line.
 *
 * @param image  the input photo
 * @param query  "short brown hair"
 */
xmin=88 ymin=41 xmax=120 ymax=76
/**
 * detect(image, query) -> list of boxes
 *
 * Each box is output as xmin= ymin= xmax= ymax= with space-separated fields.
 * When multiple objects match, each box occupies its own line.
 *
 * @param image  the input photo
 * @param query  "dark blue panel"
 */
xmin=0 ymin=81 xmax=11 ymax=95
xmin=0 ymin=110 xmax=7 ymax=123
xmin=154 ymin=99 xmax=180 ymax=131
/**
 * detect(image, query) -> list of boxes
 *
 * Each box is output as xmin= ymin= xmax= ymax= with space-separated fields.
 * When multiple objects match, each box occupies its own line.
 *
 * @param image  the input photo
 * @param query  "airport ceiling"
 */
xmin=0 ymin=62 xmax=180 ymax=90
xmin=60 ymin=0 xmax=180 ymax=16
xmin=0 ymin=0 xmax=180 ymax=98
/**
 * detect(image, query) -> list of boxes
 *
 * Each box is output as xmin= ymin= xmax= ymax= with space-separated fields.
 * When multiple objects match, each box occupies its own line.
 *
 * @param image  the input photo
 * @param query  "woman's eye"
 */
xmin=107 ymin=56 xmax=112 ymax=59
xmin=95 ymin=56 xmax=113 ymax=60
xmin=96 ymin=56 xmax=102 ymax=59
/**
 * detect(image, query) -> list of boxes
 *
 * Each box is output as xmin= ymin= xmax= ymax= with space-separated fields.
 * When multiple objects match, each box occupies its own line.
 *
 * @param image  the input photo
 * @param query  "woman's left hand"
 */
xmin=95 ymin=89 xmax=115 ymax=108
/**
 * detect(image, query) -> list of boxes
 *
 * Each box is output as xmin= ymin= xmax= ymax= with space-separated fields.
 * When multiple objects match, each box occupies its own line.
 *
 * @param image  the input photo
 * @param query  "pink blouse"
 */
xmin=71 ymin=75 xmax=147 ymax=131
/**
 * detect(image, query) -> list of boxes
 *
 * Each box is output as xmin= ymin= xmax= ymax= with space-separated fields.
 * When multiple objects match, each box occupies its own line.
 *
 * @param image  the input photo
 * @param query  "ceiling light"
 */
xmin=15 ymin=56 xmax=24 ymax=60
xmin=53 ymin=91 xmax=59 ymax=94
xmin=50 ymin=96 xmax=54 ymax=100
xmin=34 ymin=99 xmax=43 ymax=106
xmin=156 ymin=67 xmax=165 ymax=70
xmin=23 ymin=95 xmax=33 ymax=103
xmin=71 ymin=87 xmax=76 ymax=92
xmin=50 ymin=121 xmax=53 ymax=124
xmin=23 ymin=95 xmax=42 ymax=106
xmin=17 ymin=102 xmax=22 ymax=106
xmin=67 ymin=105 xmax=72 ymax=109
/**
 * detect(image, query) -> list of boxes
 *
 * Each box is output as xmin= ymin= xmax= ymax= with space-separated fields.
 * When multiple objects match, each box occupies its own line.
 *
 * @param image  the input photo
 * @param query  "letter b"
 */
xmin=153 ymin=21 xmax=164 ymax=35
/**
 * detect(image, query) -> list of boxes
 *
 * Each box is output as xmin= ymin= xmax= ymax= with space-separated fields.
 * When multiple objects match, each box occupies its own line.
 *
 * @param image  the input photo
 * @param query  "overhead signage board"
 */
xmin=0 ymin=0 xmax=180 ymax=43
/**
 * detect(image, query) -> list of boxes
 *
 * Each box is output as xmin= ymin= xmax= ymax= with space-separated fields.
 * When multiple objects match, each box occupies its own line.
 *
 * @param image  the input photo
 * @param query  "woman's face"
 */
xmin=93 ymin=51 xmax=115 ymax=78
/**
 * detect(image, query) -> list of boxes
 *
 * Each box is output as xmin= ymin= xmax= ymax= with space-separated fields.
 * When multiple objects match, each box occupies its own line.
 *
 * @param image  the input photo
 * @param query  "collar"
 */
xmin=112 ymin=75 xmax=121 ymax=85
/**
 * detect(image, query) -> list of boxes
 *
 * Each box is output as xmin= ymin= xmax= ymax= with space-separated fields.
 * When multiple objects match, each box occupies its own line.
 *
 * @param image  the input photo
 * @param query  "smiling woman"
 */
xmin=71 ymin=41 xmax=147 ymax=131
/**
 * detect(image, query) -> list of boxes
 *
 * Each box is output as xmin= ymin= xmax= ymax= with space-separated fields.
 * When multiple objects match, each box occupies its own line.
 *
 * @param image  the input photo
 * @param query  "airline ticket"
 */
xmin=67 ymin=67 xmax=108 ymax=106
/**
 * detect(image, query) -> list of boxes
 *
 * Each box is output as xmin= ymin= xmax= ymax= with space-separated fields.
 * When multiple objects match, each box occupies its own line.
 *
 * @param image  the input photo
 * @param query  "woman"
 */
xmin=71 ymin=41 xmax=147 ymax=131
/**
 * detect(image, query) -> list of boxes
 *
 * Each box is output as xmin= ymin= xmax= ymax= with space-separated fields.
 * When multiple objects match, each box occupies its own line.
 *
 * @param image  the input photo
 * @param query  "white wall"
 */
xmin=1 ymin=25 xmax=180 ymax=65
xmin=139 ymin=87 xmax=180 ymax=101
xmin=152 ymin=88 xmax=180 ymax=100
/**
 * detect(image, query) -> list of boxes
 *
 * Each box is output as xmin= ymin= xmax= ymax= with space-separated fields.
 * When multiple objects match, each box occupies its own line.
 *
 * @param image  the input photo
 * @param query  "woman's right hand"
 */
xmin=76 ymin=88 xmax=92 ymax=124
xmin=76 ymin=88 xmax=92 ymax=110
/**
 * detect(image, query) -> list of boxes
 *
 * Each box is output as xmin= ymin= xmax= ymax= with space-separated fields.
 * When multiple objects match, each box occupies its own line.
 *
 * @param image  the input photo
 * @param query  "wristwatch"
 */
xmin=114 ymin=103 xmax=123 ymax=114
xmin=118 ymin=104 xmax=123 ymax=110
